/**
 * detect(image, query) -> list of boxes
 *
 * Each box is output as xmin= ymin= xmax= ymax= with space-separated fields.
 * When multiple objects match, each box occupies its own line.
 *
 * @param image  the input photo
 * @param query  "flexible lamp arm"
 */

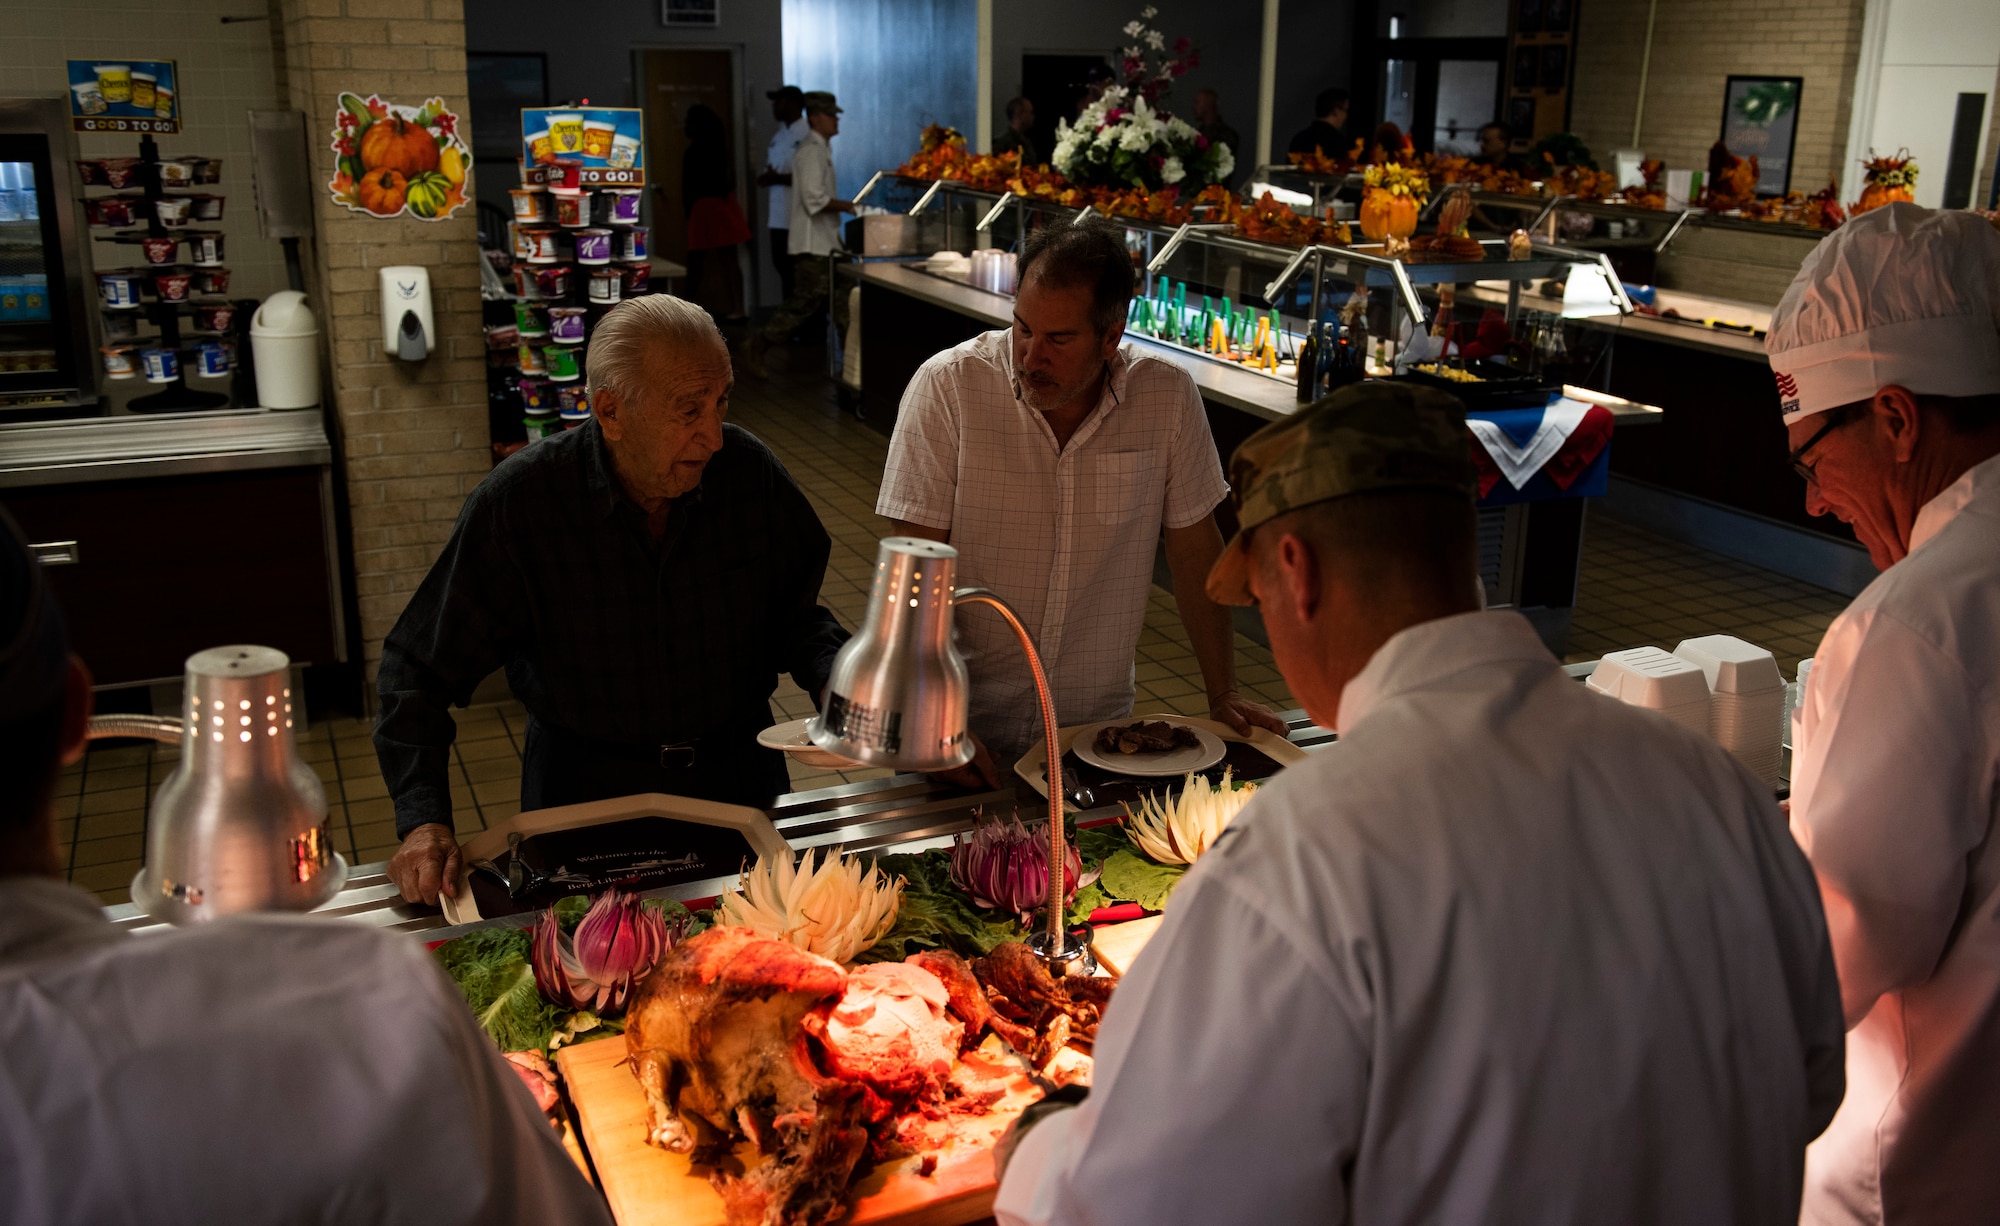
xmin=954 ymin=587 xmax=1068 ymax=963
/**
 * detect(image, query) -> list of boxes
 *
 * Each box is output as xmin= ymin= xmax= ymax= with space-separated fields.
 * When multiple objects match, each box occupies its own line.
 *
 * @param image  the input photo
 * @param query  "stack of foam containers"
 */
xmin=1673 ymin=635 xmax=1787 ymax=786
xmin=1585 ymin=646 xmax=1713 ymax=737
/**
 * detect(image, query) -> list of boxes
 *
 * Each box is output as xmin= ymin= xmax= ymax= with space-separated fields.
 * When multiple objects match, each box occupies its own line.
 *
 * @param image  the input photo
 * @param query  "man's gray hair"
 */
xmin=584 ymin=295 xmax=725 ymax=408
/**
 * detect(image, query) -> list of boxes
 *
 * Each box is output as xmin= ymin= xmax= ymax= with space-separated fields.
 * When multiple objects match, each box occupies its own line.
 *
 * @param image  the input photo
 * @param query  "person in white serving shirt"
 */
xmin=1764 ymin=201 xmax=2000 ymax=1225
xmin=0 ymin=515 xmax=610 ymax=1226
xmin=877 ymin=216 xmax=1286 ymax=779
xmin=993 ymin=383 xmax=1845 ymax=1225
xmin=745 ymin=90 xmax=856 ymax=378
xmin=754 ymin=85 xmax=809 ymax=302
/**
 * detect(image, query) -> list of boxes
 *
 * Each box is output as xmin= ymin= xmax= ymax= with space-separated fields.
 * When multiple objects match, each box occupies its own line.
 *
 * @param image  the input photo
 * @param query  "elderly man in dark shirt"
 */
xmin=374 ymin=295 xmax=849 ymax=905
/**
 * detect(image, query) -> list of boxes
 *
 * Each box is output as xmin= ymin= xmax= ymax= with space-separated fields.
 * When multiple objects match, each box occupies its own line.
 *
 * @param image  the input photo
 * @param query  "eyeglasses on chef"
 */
xmin=1787 ymin=404 xmax=1862 ymax=486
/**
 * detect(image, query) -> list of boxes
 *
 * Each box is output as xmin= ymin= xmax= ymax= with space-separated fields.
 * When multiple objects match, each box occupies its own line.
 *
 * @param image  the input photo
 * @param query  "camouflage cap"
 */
xmin=1205 ymin=382 xmax=1475 ymax=606
xmin=803 ymin=91 xmax=843 ymax=116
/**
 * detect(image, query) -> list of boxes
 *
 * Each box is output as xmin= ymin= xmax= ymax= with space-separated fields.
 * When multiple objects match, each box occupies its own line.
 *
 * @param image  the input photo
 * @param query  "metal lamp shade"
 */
xmin=132 ymin=645 xmax=347 ymax=923
xmin=809 ymin=537 xmax=974 ymax=772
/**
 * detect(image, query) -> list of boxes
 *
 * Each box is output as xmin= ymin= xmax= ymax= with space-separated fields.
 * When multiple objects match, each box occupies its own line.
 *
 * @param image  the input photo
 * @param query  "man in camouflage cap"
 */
xmin=996 ymin=382 xmax=1843 ymax=1225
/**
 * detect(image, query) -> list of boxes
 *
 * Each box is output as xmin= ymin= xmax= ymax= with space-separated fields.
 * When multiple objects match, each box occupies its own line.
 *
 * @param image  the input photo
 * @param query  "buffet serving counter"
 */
xmin=103 ymin=711 xmax=1344 ymax=941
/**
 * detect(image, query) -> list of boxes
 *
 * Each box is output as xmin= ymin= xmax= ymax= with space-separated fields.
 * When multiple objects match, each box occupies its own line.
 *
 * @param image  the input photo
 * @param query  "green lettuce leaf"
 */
xmin=434 ymin=927 xmax=563 ymax=1054
xmin=853 ymin=849 xmax=1025 ymax=962
xmin=1098 ymin=848 xmax=1187 ymax=912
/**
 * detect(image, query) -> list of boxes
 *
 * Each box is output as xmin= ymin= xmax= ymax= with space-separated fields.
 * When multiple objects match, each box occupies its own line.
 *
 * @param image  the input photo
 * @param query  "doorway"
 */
xmin=637 ymin=48 xmax=741 ymax=266
xmin=1020 ymin=53 xmax=1112 ymax=165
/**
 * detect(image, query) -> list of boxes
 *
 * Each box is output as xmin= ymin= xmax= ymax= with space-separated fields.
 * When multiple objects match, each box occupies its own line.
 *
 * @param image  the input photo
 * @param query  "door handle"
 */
xmin=30 ymin=540 xmax=79 ymax=566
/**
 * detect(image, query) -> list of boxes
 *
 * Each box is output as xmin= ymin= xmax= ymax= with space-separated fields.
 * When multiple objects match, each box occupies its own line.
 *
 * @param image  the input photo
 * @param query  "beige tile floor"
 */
xmin=55 ymin=359 xmax=1855 ymax=907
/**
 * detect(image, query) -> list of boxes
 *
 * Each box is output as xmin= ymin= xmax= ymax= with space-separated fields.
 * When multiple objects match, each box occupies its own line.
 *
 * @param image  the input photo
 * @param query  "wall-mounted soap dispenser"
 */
xmin=378 ymin=265 xmax=434 ymax=361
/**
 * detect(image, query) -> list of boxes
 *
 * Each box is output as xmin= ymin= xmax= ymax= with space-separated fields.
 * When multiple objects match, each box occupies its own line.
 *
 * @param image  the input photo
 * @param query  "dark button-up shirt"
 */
xmin=374 ymin=419 xmax=849 ymax=836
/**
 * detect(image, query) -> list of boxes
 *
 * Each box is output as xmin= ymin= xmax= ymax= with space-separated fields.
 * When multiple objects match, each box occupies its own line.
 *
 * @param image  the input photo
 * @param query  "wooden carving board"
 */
xmin=557 ymin=1035 xmax=1063 ymax=1226
xmin=1091 ymin=914 xmax=1164 ymax=977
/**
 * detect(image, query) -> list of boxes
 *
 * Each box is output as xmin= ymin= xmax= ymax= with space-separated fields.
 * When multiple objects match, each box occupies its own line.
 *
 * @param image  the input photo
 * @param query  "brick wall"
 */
xmin=1571 ymin=0 xmax=1868 ymax=195
xmin=273 ymin=0 xmax=489 ymax=688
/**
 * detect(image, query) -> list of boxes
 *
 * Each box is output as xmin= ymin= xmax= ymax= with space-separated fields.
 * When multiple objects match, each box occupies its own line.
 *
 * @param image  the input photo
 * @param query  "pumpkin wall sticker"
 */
xmin=327 ymin=92 xmax=470 ymax=221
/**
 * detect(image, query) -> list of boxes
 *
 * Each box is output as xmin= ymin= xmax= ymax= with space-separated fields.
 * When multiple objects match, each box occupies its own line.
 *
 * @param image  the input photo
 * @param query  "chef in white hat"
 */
xmin=1766 ymin=201 xmax=2000 ymax=1224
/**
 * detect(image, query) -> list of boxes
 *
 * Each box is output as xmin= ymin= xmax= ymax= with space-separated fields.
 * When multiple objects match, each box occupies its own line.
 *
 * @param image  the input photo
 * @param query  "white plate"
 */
xmin=756 ymin=717 xmax=865 ymax=770
xmin=1071 ymin=720 xmax=1226 ymax=777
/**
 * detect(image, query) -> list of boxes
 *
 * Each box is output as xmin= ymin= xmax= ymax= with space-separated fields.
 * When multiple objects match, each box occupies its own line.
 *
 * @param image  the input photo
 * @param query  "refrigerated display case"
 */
xmin=0 ymin=98 xmax=96 ymax=412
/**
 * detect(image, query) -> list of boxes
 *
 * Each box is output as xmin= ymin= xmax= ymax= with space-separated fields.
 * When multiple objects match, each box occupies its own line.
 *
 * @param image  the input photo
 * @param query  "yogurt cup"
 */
xmin=599 ymin=188 xmax=643 ymax=225
xmin=187 ymin=231 xmax=225 ymax=266
xmin=523 ymin=412 xmax=558 ymax=441
xmin=84 ymin=195 xmax=140 ymax=228
xmin=517 ymin=343 xmax=547 ymax=375
xmin=616 ymin=225 xmax=648 ymax=260
xmin=154 ymin=197 xmax=192 ymax=227
xmin=559 ymin=408 xmax=591 ymax=428
xmin=130 ymin=72 xmax=157 ymax=110
xmin=74 ymin=158 xmax=109 ymax=186
xmin=153 ymin=271 xmax=192 ymax=302
xmin=547 ymin=159 xmax=583 ymax=190
xmin=548 ymin=306 xmax=588 ymax=344
xmin=188 ymin=194 xmax=224 ymax=221
xmin=526 ymin=129 xmax=553 ymax=165
xmin=513 ymin=301 xmax=550 ymax=337
xmin=531 ymin=264 xmax=571 ymax=298
xmin=194 ymin=157 xmax=221 ymax=184
xmin=543 ymin=343 xmax=581 ymax=382
xmin=509 ymin=187 xmax=547 ymax=222
xmin=101 ymin=345 xmax=137 ymax=379
xmin=97 ymin=270 xmax=144 ymax=309
xmin=191 ymin=301 xmax=235 ymax=332
xmin=158 ymin=158 xmax=195 ymax=187
xmin=100 ymin=159 xmax=141 ymax=189
xmin=511 ymin=266 xmax=535 ymax=298
xmin=95 ymin=65 xmax=132 ymax=104
xmin=193 ymin=267 xmax=230 ymax=295
xmin=521 ymin=227 xmax=559 ymax=264
xmin=551 ymin=188 xmax=587 ymax=228
xmin=608 ymin=133 xmax=641 ymax=170
xmin=518 ymin=376 xmax=552 ymax=410
xmin=139 ymin=235 xmax=179 ymax=265
xmin=574 ymin=228 xmax=614 ymax=264
xmin=582 ymin=120 xmax=616 ymax=160
xmin=140 ymin=346 xmax=179 ymax=383
xmin=619 ymin=261 xmax=651 ymax=297
xmin=101 ymin=311 xmax=141 ymax=340
xmin=194 ymin=340 xmax=231 ymax=377
xmin=71 ymin=82 xmax=108 ymax=116
xmin=557 ymin=384 xmax=590 ymax=414
xmin=587 ymin=267 xmax=621 ymax=305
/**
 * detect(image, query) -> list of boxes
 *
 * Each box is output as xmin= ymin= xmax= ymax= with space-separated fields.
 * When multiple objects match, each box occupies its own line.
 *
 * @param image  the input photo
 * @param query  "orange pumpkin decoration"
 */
xmin=1359 ymin=188 xmax=1419 ymax=242
xmin=360 ymin=117 xmax=440 ymax=177
xmin=357 ymin=167 xmax=409 ymax=216
xmin=1856 ymin=183 xmax=1913 ymax=214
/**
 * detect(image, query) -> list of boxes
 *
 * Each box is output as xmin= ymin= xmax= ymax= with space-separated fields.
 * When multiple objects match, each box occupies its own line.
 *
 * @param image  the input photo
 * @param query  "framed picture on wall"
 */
xmin=1540 ymin=44 xmax=1569 ymax=93
xmin=663 ymin=0 xmax=719 ymax=25
xmin=1513 ymin=46 xmax=1540 ymax=92
xmin=1544 ymin=0 xmax=1572 ymax=32
xmin=1517 ymin=0 xmax=1542 ymax=34
xmin=1721 ymin=75 xmax=1803 ymax=195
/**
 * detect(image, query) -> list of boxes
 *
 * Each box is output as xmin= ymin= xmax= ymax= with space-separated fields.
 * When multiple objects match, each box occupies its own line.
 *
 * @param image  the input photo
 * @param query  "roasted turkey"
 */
xmin=625 ymin=929 xmax=1112 ymax=1226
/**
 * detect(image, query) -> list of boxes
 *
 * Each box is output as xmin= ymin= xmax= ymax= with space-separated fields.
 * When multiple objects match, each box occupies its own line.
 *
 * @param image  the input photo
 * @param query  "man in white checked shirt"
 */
xmin=877 ymin=218 xmax=1286 ymax=776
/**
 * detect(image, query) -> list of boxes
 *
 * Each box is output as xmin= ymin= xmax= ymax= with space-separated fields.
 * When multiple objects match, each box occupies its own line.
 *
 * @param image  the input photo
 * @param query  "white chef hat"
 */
xmin=1766 ymin=202 xmax=2000 ymax=421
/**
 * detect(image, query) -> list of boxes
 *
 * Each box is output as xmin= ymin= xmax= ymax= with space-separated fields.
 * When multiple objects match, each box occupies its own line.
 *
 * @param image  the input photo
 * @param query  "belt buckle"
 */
xmin=658 ymin=741 xmax=697 ymax=770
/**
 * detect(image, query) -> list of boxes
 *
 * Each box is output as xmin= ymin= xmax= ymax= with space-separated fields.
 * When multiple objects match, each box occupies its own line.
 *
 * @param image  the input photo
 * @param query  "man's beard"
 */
xmin=1016 ymin=368 xmax=1094 ymax=415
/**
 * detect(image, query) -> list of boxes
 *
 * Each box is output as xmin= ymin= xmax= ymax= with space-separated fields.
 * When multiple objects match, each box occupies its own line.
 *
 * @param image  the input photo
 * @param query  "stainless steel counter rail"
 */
xmin=103 ymin=712 xmax=1336 ymax=941
xmin=0 ymin=409 xmax=333 ymax=489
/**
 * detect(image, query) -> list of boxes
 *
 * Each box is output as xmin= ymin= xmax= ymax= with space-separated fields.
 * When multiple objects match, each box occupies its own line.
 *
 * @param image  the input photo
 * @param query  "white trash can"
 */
xmin=249 ymin=290 xmax=321 ymax=409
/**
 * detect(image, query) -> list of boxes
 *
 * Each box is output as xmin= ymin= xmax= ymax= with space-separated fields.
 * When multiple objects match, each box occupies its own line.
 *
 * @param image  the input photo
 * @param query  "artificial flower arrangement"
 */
xmin=1051 ymin=8 xmax=1232 ymax=191
xmin=1358 ymin=162 xmax=1430 ymax=241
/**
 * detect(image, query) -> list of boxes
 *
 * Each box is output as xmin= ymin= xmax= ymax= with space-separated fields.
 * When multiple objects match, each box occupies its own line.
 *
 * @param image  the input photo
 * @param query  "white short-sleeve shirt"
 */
xmin=876 ymin=329 xmax=1229 ymax=761
xmin=764 ymin=116 xmax=808 ymax=230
